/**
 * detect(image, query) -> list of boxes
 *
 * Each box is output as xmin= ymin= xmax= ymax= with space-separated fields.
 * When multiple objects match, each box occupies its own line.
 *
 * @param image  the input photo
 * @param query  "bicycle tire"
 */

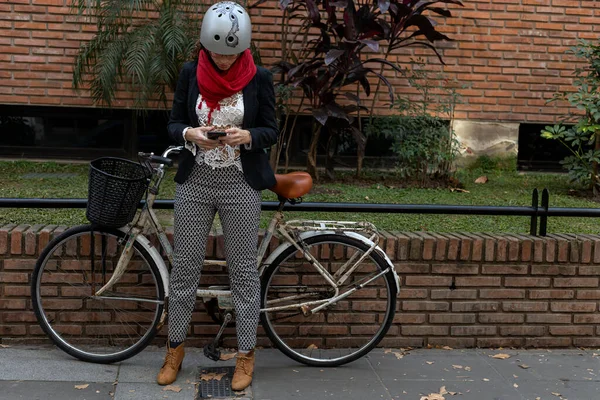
xmin=31 ymin=224 xmax=165 ymax=364
xmin=260 ymin=233 xmax=397 ymax=367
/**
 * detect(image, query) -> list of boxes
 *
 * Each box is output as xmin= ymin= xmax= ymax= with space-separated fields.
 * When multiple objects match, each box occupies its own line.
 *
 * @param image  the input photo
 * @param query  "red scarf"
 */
xmin=196 ymin=48 xmax=257 ymax=124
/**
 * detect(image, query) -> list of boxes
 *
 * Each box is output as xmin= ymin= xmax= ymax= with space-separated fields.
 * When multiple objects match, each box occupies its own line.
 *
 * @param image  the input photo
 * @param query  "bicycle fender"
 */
xmin=262 ymin=231 xmax=400 ymax=293
xmin=120 ymin=229 xmax=170 ymax=296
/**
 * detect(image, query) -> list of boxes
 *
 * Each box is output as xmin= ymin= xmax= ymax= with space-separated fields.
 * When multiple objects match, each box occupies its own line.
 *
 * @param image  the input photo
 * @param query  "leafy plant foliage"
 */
xmin=365 ymin=59 xmax=461 ymax=184
xmin=71 ymin=0 xmax=201 ymax=108
xmin=269 ymin=0 xmax=462 ymax=178
xmin=541 ymin=40 xmax=600 ymax=195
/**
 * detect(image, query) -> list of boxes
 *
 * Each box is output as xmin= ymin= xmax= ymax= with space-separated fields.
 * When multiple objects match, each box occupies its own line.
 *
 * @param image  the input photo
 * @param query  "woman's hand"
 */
xmin=184 ymin=126 xmax=220 ymax=150
xmin=220 ymin=127 xmax=252 ymax=147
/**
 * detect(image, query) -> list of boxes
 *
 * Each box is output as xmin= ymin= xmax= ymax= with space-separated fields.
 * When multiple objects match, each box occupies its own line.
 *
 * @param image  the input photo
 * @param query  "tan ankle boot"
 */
xmin=156 ymin=343 xmax=185 ymax=385
xmin=231 ymin=349 xmax=255 ymax=391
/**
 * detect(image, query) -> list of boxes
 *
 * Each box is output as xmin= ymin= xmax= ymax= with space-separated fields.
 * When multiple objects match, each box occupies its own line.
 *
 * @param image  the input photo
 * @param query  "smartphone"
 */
xmin=207 ymin=131 xmax=227 ymax=140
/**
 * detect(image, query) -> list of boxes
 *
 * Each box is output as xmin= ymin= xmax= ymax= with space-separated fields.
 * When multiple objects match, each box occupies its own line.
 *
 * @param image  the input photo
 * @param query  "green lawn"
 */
xmin=1 ymin=160 xmax=599 ymax=234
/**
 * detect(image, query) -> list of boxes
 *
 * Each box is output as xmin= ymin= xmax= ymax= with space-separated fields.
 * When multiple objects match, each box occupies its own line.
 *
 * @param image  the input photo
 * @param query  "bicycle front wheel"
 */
xmin=260 ymin=234 xmax=397 ymax=367
xmin=31 ymin=225 xmax=165 ymax=363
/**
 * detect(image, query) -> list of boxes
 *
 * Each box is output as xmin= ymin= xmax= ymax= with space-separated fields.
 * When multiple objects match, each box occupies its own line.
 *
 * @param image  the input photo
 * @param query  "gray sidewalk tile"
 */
xmin=0 ymin=381 xmax=113 ymax=400
xmin=6 ymin=345 xmax=600 ymax=400
xmin=0 ymin=348 xmax=118 ymax=382
xmin=514 ymin=380 xmax=600 ymax=400
xmin=481 ymin=351 xmax=600 ymax=382
xmin=254 ymin=349 xmax=375 ymax=381
xmin=252 ymin=378 xmax=390 ymax=400
xmin=381 ymin=380 xmax=521 ymax=400
xmin=113 ymin=382 xmax=197 ymax=400
xmin=368 ymin=350 xmax=499 ymax=382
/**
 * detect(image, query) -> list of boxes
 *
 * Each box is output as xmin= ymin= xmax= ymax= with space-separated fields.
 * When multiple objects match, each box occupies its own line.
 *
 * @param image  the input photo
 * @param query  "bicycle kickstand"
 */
xmin=203 ymin=312 xmax=233 ymax=361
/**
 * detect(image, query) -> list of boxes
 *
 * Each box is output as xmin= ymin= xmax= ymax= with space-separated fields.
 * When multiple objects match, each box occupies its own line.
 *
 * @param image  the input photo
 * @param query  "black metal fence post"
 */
xmin=539 ymin=188 xmax=549 ymax=236
xmin=530 ymin=188 xmax=538 ymax=236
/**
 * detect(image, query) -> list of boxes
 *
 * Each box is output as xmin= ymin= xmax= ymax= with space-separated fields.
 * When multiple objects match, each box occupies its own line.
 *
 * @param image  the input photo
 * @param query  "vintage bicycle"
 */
xmin=31 ymin=146 xmax=399 ymax=367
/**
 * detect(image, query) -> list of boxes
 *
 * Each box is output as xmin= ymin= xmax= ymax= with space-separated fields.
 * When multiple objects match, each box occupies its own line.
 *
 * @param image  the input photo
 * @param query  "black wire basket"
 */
xmin=86 ymin=157 xmax=151 ymax=228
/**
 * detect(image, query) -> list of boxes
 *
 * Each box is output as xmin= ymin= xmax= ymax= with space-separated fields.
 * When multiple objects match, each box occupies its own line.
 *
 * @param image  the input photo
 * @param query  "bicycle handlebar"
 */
xmin=137 ymin=146 xmax=183 ymax=168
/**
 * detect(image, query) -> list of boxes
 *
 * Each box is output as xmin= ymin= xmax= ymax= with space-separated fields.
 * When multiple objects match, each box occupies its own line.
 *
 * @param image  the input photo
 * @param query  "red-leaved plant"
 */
xmin=255 ymin=0 xmax=462 ymax=178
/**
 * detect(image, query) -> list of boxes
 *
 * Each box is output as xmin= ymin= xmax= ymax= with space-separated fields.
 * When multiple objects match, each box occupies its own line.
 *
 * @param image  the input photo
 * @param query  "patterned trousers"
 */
xmin=168 ymin=161 xmax=262 ymax=351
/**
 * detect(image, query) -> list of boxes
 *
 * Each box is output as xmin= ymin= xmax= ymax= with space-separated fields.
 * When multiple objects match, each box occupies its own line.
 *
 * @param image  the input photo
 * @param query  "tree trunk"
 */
xmin=355 ymin=83 xmax=364 ymax=178
xmin=269 ymin=142 xmax=279 ymax=172
xmin=349 ymin=126 xmax=366 ymax=178
xmin=325 ymin=132 xmax=337 ymax=180
xmin=307 ymin=122 xmax=321 ymax=179
xmin=594 ymin=127 xmax=600 ymax=197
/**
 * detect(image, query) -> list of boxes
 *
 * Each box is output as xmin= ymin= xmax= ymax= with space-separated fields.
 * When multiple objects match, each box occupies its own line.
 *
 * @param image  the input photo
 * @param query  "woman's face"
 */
xmin=209 ymin=50 xmax=240 ymax=71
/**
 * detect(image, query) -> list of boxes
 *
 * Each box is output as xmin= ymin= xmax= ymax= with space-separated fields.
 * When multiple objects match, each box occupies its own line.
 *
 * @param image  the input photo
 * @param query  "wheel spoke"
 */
xmin=261 ymin=235 xmax=396 ymax=367
xmin=32 ymin=226 xmax=165 ymax=363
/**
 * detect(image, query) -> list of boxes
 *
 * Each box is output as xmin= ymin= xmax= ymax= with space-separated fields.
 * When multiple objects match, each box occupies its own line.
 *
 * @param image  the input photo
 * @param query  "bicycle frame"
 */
xmin=94 ymin=146 xmax=398 ymax=317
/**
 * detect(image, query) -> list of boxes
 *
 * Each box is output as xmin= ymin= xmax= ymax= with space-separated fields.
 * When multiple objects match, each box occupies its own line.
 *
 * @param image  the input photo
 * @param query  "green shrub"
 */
xmin=364 ymin=59 xmax=462 ymax=184
xmin=466 ymin=155 xmax=517 ymax=173
xmin=541 ymin=39 xmax=600 ymax=196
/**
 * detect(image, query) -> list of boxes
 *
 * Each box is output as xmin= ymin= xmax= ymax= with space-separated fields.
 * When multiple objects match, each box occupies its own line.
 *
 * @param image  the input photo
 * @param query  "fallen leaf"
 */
xmin=307 ymin=344 xmax=318 ymax=350
xmin=426 ymin=361 xmax=435 ymax=365
xmin=450 ymin=188 xmax=470 ymax=193
xmin=452 ymin=365 xmax=463 ymax=369
xmin=551 ymin=393 xmax=561 ymax=397
xmin=420 ymin=394 xmax=445 ymax=400
xmin=219 ymin=352 xmax=237 ymax=361
xmin=442 ymin=346 xmax=453 ymax=350
xmin=519 ymin=364 xmax=530 ymax=369
xmin=74 ymin=384 xmax=89 ymax=390
xmin=491 ymin=353 xmax=511 ymax=359
xmin=474 ymin=175 xmax=488 ymax=184
xmin=465 ymin=366 xmax=471 ymax=371
xmin=0 ymin=344 xmax=10 ymax=348
xmin=384 ymin=348 xmax=406 ymax=359
xmin=440 ymin=386 xmax=448 ymax=395
xmin=513 ymin=383 xmax=519 ymax=388
xmin=163 ymin=385 xmax=182 ymax=393
xmin=129 ymin=390 xmax=135 ymax=393
xmin=483 ymin=378 xmax=490 ymax=382
xmin=200 ymin=373 xmax=227 ymax=382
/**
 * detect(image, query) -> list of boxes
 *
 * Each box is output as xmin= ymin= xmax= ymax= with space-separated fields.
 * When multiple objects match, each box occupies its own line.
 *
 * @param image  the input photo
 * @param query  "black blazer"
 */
xmin=167 ymin=61 xmax=278 ymax=190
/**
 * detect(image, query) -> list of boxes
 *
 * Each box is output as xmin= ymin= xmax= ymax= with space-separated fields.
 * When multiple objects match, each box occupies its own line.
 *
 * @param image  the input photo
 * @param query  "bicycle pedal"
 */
xmin=203 ymin=343 xmax=221 ymax=362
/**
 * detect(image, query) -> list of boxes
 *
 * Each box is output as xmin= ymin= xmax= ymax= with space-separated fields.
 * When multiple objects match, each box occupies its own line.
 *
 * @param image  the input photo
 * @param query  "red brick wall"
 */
xmin=3 ymin=223 xmax=600 ymax=348
xmin=1 ymin=0 xmax=599 ymax=122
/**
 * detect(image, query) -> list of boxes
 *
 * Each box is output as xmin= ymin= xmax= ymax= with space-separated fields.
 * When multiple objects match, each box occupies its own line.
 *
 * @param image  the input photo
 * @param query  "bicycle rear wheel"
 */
xmin=31 ymin=225 xmax=165 ymax=363
xmin=260 ymin=234 xmax=397 ymax=367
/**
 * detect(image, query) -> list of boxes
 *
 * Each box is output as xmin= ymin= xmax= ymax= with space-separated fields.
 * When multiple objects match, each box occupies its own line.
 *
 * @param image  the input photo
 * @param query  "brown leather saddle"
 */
xmin=270 ymin=171 xmax=313 ymax=200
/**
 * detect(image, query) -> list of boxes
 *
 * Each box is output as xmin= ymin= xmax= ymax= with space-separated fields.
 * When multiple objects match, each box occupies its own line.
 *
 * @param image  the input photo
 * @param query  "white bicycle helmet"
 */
xmin=200 ymin=1 xmax=252 ymax=55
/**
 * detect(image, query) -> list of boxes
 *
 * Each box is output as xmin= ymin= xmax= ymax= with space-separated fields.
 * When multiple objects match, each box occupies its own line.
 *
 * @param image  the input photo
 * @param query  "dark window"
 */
xmin=0 ymin=105 xmax=134 ymax=159
xmin=518 ymin=123 xmax=577 ymax=172
xmin=0 ymin=105 xmax=174 ymax=160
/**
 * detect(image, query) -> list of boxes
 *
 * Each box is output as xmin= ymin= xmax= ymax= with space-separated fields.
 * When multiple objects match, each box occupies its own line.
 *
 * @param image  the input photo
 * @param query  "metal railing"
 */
xmin=1 ymin=189 xmax=600 ymax=236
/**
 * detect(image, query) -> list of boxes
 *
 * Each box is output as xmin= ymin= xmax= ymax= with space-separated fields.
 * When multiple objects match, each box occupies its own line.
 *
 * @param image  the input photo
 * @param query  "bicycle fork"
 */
xmin=93 ymin=228 xmax=139 ymax=297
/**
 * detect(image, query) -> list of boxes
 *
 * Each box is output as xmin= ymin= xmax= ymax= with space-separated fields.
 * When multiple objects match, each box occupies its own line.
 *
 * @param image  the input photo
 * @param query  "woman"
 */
xmin=158 ymin=1 xmax=278 ymax=391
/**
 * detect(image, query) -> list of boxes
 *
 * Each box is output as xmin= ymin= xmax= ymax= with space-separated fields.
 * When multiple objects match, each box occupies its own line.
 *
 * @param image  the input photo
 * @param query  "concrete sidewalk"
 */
xmin=1 ymin=345 xmax=600 ymax=400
